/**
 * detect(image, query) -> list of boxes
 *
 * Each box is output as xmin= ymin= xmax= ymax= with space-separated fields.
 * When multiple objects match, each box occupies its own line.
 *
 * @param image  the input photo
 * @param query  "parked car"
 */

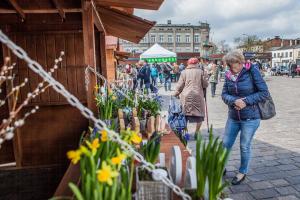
xmin=288 ymin=63 xmax=300 ymax=78
xmin=276 ymin=66 xmax=289 ymax=76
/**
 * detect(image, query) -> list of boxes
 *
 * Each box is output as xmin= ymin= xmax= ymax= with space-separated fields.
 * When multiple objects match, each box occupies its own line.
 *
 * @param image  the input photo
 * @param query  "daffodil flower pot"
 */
xmin=183 ymin=188 xmax=233 ymax=200
xmin=184 ymin=189 xmax=202 ymax=200
xmin=136 ymin=166 xmax=172 ymax=200
xmin=140 ymin=120 xmax=147 ymax=133
xmin=104 ymin=118 xmax=118 ymax=130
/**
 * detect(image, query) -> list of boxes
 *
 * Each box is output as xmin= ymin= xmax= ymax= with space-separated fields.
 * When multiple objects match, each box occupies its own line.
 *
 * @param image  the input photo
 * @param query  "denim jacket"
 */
xmin=222 ymin=65 xmax=269 ymax=120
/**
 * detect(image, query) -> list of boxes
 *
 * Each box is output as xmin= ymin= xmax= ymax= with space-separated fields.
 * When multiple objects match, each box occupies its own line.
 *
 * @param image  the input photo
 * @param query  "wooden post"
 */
xmin=82 ymin=0 xmax=97 ymax=114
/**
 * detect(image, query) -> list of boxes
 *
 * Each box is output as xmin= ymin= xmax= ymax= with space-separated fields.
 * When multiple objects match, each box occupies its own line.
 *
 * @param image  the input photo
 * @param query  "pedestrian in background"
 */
xmin=209 ymin=61 xmax=219 ymax=97
xmin=162 ymin=62 xmax=172 ymax=91
xmin=138 ymin=60 xmax=151 ymax=94
xmin=179 ymin=62 xmax=185 ymax=73
xmin=173 ymin=63 xmax=180 ymax=82
xmin=129 ymin=64 xmax=138 ymax=90
xmin=136 ymin=62 xmax=143 ymax=89
xmin=222 ymin=50 xmax=270 ymax=185
xmin=158 ymin=63 xmax=164 ymax=85
xmin=174 ymin=57 xmax=208 ymax=136
xmin=150 ymin=63 xmax=158 ymax=86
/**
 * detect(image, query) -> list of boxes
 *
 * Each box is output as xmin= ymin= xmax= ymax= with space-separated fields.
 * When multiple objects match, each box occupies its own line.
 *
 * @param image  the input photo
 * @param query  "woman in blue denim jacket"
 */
xmin=222 ymin=50 xmax=269 ymax=185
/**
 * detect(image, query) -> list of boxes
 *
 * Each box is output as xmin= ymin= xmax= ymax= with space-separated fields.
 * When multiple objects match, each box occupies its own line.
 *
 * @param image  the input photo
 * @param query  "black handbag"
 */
xmin=249 ymin=69 xmax=276 ymax=120
xmin=257 ymin=95 xmax=276 ymax=120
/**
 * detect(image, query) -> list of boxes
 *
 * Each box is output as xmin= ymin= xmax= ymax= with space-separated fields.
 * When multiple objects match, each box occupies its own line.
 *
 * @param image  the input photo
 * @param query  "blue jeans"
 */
xmin=223 ymin=118 xmax=260 ymax=174
xmin=164 ymin=76 xmax=171 ymax=91
xmin=151 ymin=76 xmax=157 ymax=86
xmin=210 ymin=82 xmax=217 ymax=97
xmin=144 ymin=82 xmax=150 ymax=94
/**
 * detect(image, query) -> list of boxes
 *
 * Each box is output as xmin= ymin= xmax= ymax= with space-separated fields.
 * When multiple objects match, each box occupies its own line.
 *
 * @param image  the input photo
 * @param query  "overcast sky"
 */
xmin=134 ymin=0 xmax=300 ymax=47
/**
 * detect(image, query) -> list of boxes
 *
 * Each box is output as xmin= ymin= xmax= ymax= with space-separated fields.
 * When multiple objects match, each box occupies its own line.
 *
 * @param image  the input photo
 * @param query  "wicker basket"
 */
xmin=136 ymin=167 xmax=172 ymax=200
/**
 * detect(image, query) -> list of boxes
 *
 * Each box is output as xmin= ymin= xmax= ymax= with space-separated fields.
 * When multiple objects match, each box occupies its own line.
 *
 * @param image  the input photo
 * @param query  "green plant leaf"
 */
xmin=68 ymin=183 xmax=84 ymax=200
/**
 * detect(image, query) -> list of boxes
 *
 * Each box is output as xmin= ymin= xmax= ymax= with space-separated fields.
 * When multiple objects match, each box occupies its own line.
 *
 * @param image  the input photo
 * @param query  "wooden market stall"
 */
xmin=0 ymin=0 xmax=163 ymax=199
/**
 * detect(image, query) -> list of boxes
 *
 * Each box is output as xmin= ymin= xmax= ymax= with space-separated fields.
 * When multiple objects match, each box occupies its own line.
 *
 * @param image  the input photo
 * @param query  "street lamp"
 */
xmin=202 ymin=40 xmax=213 ymax=61
xmin=242 ymin=33 xmax=251 ymax=52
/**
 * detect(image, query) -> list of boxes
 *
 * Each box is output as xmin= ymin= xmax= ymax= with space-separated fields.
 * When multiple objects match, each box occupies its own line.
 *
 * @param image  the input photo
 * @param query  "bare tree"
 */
xmin=235 ymin=35 xmax=261 ymax=51
xmin=218 ymin=40 xmax=231 ymax=53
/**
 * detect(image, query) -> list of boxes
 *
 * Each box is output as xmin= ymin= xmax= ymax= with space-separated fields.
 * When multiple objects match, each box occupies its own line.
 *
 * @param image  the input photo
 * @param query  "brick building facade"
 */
xmin=120 ymin=20 xmax=210 ymax=54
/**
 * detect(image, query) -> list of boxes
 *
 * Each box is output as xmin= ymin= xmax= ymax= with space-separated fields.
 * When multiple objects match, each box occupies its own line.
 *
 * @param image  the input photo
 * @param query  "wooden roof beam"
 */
xmin=0 ymin=8 xmax=82 ymax=14
xmin=51 ymin=0 xmax=66 ymax=20
xmin=7 ymin=0 xmax=25 ymax=21
xmin=94 ymin=0 xmax=164 ymax=10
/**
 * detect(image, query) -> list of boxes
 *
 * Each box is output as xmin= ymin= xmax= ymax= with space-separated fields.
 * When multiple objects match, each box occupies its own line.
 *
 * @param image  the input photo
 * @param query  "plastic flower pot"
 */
xmin=140 ymin=119 xmax=147 ymax=134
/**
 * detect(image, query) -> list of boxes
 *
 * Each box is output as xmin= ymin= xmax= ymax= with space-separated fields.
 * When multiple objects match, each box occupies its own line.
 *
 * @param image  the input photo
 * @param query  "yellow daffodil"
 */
xmin=130 ymin=132 xmax=142 ymax=144
xmin=111 ymin=149 xmax=126 ymax=166
xmin=108 ymin=88 xmax=112 ymax=95
xmin=97 ymin=162 xmax=119 ymax=185
xmin=67 ymin=150 xmax=82 ymax=164
xmin=112 ymin=95 xmax=117 ymax=101
xmin=94 ymin=84 xmax=100 ymax=92
xmin=86 ymin=138 xmax=100 ymax=155
xmin=101 ymin=130 xmax=108 ymax=142
xmin=79 ymin=145 xmax=90 ymax=156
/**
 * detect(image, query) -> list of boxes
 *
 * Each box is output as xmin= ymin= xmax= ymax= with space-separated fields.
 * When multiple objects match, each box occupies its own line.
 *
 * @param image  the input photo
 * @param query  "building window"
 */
xmin=168 ymin=35 xmax=173 ymax=43
xmin=176 ymin=35 xmax=181 ymax=43
xmin=194 ymin=34 xmax=200 ymax=43
xmin=159 ymin=35 xmax=164 ymax=43
xmin=281 ymin=52 xmax=284 ymax=57
xmin=277 ymin=53 xmax=280 ymax=57
xmin=298 ymin=51 xmax=300 ymax=57
xmin=159 ymin=28 xmax=164 ymax=31
xmin=285 ymin=52 xmax=288 ymax=58
xmin=290 ymin=52 xmax=293 ymax=57
xmin=141 ymin=37 xmax=147 ymax=43
xmin=273 ymin=53 xmax=276 ymax=58
xmin=194 ymin=47 xmax=199 ymax=52
xmin=185 ymin=34 xmax=190 ymax=43
xmin=150 ymin=35 xmax=156 ymax=43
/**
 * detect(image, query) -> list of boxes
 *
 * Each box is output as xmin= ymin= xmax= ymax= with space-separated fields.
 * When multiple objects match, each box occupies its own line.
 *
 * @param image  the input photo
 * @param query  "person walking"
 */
xmin=130 ymin=65 xmax=138 ymax=90
xmin=138 ymin=60 xmax=151 ymax=94
xmin=222 ymin=50 xmax=270 ymax=185
xmin=173 ymin=63 xmax=180 ymax=82
xmin=174 ymin=58 xmax=208 ymax=135
xmin=209 ymin=62 xmax=219 ymax=97
xmin=150 ymin=64 xmax=159 ymax=86
xmin=162 ymin=62 xmax=172 ymax=91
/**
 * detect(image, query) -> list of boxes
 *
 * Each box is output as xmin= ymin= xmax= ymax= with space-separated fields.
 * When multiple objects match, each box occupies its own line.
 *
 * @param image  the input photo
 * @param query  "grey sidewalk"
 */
xmin=160 ymin=76 xmax=300 ymax=200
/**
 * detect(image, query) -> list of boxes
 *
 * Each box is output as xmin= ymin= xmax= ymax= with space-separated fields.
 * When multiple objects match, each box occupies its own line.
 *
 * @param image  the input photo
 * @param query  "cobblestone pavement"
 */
xmin=159 ymin=76 xmax=300 ymax=200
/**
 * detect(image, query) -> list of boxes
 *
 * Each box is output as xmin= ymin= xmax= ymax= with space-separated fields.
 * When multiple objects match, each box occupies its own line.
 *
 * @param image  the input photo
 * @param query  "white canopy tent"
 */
xmin=140 ymin=43 xmax=177 ymax=63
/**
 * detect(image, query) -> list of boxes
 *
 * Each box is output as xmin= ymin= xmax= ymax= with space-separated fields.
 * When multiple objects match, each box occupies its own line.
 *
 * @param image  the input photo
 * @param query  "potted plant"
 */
xmin=53 ymin=128 xmax=142 ymax=200
xmin=137 ymin=95 xmax=162 ymax=134
xmin=136 ymin=133 xmax=172 ymax=200
xmin=95 ymin=86 xmax=119 ymax=129
xmin=185 ymin=127 xmax=230 ymax=200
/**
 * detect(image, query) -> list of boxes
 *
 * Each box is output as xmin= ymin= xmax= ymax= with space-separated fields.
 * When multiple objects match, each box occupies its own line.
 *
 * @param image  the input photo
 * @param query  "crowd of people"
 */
xmin=118 ymin=61 xmax=186 ymax=94
xmin=117 ymin=57 xmax=266 ymax=99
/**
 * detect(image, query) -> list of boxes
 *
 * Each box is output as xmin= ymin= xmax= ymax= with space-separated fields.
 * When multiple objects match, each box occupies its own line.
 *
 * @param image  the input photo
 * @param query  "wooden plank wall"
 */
xmin=8 ymin=32 xmax=86 ymax=104
xmin=0 ymin=47 xmax=15 ymax=164
xmin=0 ymin=31 xmax=89 ymax=166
